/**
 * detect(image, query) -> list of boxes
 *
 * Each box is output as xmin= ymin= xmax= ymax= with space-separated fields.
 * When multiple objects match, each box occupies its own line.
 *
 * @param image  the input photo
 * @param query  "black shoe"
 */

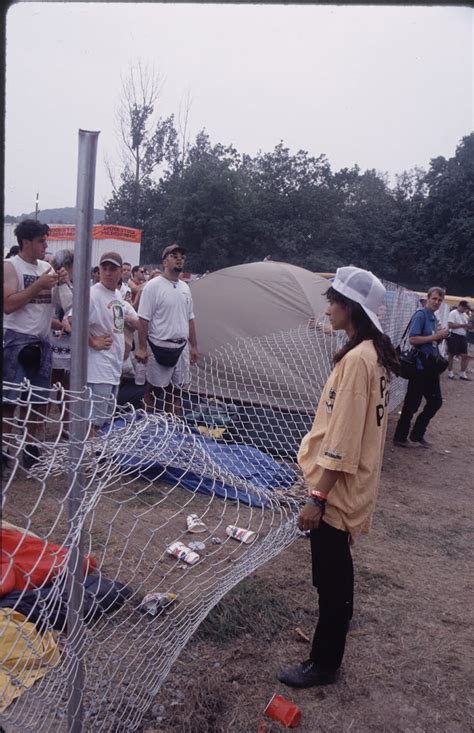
xmin=410 ymin=437 xmax=431 ymax=448
xmin=393 ymin=439 xmax=419 ymax=448
xmin=23 ymin=444 xmax=40 ymax=469
xmin=277 ymin=660 xmax=338 ymax=689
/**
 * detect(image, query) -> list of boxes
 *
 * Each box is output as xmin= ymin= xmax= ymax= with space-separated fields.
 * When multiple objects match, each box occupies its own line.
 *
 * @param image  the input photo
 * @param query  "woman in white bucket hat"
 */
xmin=278 ymin=266 xmax=399 ymax=689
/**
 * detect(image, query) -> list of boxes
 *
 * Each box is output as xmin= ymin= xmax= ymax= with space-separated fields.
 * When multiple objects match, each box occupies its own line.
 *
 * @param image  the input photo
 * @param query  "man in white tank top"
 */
xmin=3 ymin=219 xmax=69 ymax=468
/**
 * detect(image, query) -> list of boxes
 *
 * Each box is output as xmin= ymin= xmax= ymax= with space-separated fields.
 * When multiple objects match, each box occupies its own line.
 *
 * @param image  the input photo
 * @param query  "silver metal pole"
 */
xmin=67 ymin=129 xmax=100 ymax=733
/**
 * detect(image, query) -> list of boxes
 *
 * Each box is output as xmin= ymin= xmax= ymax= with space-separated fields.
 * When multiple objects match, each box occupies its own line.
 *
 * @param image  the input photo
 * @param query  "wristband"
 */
xmin=310 ymin=490 xmax=328 ymax=501
xmin=306 ymin=496 xmax=326 ymax=515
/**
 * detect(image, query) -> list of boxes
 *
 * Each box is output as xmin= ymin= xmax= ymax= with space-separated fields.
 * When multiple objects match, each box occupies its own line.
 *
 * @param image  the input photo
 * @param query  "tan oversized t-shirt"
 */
xmin=298 ymin=340 xmax=389 ymax=537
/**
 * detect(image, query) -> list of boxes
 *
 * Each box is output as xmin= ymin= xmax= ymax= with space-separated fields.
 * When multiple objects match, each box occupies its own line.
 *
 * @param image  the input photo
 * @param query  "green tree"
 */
xmin=418 ymin=134 xmax=474 ymax=292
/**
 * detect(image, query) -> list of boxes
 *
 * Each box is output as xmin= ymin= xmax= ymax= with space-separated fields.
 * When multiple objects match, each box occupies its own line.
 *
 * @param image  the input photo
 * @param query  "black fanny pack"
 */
xmin=18 ymin=343 xmax=42 ymax=372
xmin=148 ymin=339 xmax=186 ymax=368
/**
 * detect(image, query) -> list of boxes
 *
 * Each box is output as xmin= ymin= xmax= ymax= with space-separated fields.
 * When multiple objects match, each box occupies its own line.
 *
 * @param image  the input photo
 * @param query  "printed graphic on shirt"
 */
xmin=375 ymin=374 xmax=389 ymax=427
xmin=324 ymin=448 xmax=342 ymax=460
xmin=325 ymin=387 xmax=336 ymax=413
xmin=110 ymin=301 xmax=125 ymax=333
xmin=23 ymin=275 xmax=52 ymax=305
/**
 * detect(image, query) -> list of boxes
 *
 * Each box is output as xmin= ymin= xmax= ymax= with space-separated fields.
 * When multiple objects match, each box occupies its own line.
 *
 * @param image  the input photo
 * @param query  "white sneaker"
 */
xmin=447 ymin=373 xmax=455 ymax=380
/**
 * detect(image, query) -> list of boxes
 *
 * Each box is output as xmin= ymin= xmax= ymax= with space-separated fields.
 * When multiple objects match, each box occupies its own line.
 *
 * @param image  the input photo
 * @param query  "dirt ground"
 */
xmin=143 ymin=374 xmax=473 ymax=733
xmin=1 ymin=374 xmax=473 ymax=732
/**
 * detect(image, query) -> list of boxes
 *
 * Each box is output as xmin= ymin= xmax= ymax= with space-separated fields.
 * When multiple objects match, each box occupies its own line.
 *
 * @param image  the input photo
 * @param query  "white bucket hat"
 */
xmin=331 ymin=266 xmax=386 ymax=333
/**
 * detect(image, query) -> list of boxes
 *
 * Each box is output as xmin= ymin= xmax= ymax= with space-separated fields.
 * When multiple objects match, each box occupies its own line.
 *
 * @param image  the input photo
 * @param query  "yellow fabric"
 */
xmin=298 ymin=340 xmax=389 ymax=537
xmin=196 ymin=425 xmax=227 ymax=439
xmin=0 ymin=609 xmax=60 ymax=713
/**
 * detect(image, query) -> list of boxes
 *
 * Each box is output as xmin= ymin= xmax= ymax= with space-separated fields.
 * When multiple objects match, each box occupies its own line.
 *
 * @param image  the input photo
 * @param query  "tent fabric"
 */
xmin=0 ymin=609 xmax=60 ymax=713
xmin=0 ymin=575 xmax=133 ymax=633
xmin=189 ymin=262 xmax=331 ymax=411
xmin=1 ymin=529 xmax=97 ymax=598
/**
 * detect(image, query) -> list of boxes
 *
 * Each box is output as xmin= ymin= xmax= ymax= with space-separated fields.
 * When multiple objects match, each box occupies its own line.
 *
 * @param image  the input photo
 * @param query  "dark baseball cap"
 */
xmin=100 ymin=251 xmax=123 ymax=267
xmin=162 ymin=244 xmax=186 ymax=260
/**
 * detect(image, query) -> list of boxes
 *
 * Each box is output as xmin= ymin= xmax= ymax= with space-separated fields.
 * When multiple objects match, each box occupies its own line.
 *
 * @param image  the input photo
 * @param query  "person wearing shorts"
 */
xmin=73 ymin=251 xmax=138 ymax=433
xmin=3 ymin=220 xmax=71 ymax=468
xmin=135 ymin=244 xmax=198 ymax=414
xmin=447 ymin=300 xmax=471 ymax=381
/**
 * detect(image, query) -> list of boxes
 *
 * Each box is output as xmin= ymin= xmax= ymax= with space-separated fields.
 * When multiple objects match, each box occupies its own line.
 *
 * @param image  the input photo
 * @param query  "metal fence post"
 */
xmin=67 ymin=129 xmax=100 ymax=733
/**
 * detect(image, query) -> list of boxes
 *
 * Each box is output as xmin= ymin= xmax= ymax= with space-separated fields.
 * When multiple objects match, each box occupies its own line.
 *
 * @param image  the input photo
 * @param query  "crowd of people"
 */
xmin=2 ymin=220 xmax=198 ymax=464
xmin=2 ymin=218 xmax=472 ymax=691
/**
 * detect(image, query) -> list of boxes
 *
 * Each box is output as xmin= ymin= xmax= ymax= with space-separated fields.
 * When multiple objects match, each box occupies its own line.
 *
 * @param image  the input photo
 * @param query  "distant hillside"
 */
xmin=4 ymin=208 xmax=105 ymax=224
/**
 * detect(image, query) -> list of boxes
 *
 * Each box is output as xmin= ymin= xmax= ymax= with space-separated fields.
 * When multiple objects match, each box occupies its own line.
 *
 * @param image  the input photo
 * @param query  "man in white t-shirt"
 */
xmin=84 ymin=251 xmax=139 ymax=431
xmin=447 ymin=300 xmax=471 ymax=380
xmin=3 ymin=219 xmax=71 ymax=467
xmin=135 ymin=244 xmax=198 ymax=413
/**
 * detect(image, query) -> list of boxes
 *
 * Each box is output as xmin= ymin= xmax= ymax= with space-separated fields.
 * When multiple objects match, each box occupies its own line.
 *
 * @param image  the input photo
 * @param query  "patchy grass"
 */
xmin=194 ymin=576 xmax=293 ymax=643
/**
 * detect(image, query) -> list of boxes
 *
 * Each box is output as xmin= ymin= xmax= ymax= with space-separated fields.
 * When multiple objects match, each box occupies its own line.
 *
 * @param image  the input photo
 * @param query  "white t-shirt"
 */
xmin=3 ymin=255 xmax=61 ymax=339
xmin=448 ymin=309 xmax=468 ymax=337
xmin=137 ymin=277 xmax=194 ymax=343
xmin=86 ymin=283 xmax=135 ymax=385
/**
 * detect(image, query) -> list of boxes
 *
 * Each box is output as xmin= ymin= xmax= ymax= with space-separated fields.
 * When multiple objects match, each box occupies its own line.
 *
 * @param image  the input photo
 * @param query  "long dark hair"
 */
xmin=326 ymin=287 xmax=400 ymax=377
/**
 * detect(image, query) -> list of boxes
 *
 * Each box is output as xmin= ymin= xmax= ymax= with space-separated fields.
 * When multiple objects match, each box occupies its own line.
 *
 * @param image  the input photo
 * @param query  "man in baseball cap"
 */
xmin=161 ymin=244 xmax=187 ymax=260
xmin=99 ymin=251 xmax=123 ymax=268
xmin=136 ymin=241 xmax=198 ymax=414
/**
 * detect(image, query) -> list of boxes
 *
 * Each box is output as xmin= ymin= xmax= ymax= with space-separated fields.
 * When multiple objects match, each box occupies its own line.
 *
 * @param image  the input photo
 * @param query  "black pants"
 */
xmin=393 ymin=371 xmax=442 ymax=442
xmin=310 ymin=520 xmax=353 ymax=672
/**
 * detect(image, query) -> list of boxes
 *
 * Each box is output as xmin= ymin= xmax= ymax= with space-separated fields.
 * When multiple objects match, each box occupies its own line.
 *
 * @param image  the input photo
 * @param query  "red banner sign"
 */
xmin=48 ymin=224 xmax=141 ymax=243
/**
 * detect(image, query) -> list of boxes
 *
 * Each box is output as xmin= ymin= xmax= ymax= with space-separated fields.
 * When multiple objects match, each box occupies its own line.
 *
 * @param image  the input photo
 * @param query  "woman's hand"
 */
xmin=297 ymin=502 xmax=323 ymax=532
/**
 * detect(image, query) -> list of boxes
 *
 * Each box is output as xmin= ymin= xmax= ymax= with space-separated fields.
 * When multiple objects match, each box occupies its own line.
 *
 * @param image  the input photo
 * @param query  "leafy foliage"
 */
xmin=104 ymin=106 xmax=474 ymax=293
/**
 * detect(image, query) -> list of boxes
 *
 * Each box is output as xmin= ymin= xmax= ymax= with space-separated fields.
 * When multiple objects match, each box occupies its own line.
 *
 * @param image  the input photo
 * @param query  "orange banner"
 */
xmin=48 ymin=224 xmax=141 ymax=243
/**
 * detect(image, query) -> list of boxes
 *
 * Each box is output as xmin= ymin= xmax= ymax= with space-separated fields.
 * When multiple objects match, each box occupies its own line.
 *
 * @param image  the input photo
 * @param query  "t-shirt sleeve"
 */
xmin=188 ymin=290 xmax=195 ymax=320
xmin=409 ymin=310 xmax=425 ymax=337
xmin=315 ymin=354 xmax=369 ymax=475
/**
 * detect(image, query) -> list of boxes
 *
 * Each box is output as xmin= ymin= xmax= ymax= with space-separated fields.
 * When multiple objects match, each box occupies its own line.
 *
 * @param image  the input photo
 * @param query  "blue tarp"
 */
xmin=105 ymin=419 xmax=296 ymax=508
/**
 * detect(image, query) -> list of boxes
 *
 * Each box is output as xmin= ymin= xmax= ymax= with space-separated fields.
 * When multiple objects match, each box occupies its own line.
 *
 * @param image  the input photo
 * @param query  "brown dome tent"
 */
xmin=187 ymin=263 xmax=334 ymax=455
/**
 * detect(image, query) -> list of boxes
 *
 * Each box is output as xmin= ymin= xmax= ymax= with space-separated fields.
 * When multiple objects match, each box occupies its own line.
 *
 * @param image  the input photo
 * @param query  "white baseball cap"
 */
xmin=332 ymin=266 xmax=386 ymax=333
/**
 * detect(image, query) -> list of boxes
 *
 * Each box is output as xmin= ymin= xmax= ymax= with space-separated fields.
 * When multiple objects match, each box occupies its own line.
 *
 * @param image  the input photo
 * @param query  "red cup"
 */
xmin=264 ymin=693 xmax=301 ymax=728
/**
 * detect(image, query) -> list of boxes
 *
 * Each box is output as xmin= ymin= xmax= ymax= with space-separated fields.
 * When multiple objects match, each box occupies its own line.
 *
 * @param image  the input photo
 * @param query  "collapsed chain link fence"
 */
xmin=1 ymin=282 xmax=435 ymax=730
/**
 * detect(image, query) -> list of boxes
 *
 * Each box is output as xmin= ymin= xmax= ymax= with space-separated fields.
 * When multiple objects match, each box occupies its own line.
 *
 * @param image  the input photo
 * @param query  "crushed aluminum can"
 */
xmin=186 ymin=513 xmax=207 ymax=533
xmin=225 ymin=525 xmax=257 ymax=545
xmin=140 ymin=592 xmax=177 ymax=616
xmin=211 ymin=536 xmax=222 ymax=545
xmin=188 ymin=541 xmax=206 ymax=552
xmin=167 ymin=541 xmax=200 ymax=565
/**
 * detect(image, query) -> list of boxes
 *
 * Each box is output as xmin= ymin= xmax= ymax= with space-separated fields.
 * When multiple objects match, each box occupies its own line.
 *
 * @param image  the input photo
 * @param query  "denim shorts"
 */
xmin=2 ymin=361 xmax=52 ymax=405
xmin=87 ymin=383 xmax=119 ymax=428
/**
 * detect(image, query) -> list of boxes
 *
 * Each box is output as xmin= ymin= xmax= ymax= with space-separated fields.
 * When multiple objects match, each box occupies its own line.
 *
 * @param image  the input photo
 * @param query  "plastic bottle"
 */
xmin=134 ymin=361 xmax=147 ymax=385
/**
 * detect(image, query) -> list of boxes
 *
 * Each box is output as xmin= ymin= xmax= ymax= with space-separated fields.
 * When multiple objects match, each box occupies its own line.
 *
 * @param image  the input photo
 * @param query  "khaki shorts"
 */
xmin=146 ymin=343 xmax=191 ymax=388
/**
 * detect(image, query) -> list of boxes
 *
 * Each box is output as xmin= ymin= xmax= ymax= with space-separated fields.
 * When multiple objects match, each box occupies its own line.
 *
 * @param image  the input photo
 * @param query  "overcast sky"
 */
xmin=5 ymin=3 xmax=473 ymax=216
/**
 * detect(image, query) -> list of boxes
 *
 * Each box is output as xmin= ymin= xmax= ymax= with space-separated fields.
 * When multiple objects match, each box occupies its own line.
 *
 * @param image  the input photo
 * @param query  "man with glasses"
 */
xmin=135 ymin=244 xmax=198 ymax=414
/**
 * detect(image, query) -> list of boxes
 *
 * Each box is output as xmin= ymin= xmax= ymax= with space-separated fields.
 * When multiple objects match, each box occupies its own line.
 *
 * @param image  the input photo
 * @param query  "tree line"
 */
xmin=103 ymin=73 xmax=473 ymax=293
